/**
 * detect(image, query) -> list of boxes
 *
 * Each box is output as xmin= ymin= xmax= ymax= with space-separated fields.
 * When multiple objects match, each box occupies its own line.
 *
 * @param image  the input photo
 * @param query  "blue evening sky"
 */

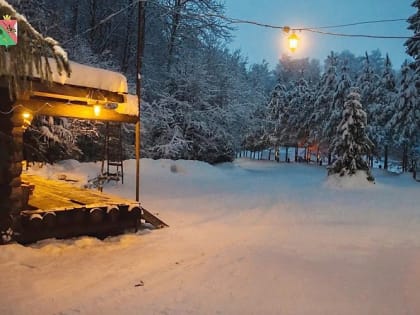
xmin=224 ymin=0 xmax=415 ymax=69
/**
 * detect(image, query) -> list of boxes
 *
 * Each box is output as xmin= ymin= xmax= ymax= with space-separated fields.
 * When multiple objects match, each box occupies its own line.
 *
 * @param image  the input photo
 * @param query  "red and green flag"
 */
xmin=0 ymin=15 xmax=17 ymax=47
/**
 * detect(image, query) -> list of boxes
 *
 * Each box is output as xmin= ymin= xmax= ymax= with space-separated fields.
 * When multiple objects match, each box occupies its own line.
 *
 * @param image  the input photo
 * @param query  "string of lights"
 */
xmin=0 ymin=103 xmax=53 ymax=115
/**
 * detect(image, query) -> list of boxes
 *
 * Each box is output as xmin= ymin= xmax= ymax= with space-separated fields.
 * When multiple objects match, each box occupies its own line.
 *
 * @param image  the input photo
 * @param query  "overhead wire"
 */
xmin=61 ymin=0 xmax=413 ymax=44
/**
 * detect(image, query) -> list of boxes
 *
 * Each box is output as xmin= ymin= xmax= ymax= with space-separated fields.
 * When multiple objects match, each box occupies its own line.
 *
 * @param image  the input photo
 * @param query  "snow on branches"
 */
xmin=329 ymin=89 xmax=374 ymax=181
xmin=0 ymin=0 xmax=70 ymax=95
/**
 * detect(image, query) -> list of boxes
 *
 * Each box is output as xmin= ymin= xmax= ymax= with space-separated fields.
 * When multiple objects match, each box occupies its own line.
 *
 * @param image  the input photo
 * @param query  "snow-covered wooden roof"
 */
xmin=44 ymin=59 xmax=128 ymax=94
xmin=0 ymin=0 xmax=138 ymax=122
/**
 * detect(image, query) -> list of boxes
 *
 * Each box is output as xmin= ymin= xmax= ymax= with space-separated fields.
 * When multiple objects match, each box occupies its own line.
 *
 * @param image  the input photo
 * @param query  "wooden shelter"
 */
xmin=0 ymin=1 xmax=165 ymax=243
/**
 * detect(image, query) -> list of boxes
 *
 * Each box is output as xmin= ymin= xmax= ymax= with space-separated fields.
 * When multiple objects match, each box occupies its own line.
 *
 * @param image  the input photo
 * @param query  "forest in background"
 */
xmin=10 ymin=0 xmax=419 ymax=171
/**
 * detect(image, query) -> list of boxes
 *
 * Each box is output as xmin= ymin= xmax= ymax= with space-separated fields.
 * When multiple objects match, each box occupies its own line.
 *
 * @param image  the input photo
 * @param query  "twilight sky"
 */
xmin=224 ymin=0 xmax=415 ymax=69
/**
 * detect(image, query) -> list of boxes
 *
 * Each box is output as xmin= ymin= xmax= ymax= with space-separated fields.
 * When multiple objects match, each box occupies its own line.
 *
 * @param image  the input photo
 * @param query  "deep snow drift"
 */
xmin=1 ymin=159 xmax=419 ymax=315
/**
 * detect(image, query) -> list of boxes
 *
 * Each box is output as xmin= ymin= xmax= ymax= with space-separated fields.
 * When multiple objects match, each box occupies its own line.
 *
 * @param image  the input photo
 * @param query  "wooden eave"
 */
xmin=0 ymin=77 xmax=138 ymax=123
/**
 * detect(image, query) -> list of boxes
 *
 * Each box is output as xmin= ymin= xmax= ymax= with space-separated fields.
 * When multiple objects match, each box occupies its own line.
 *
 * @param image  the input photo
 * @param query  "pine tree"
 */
xmin=357 ymin=52 xmax=381 ymax=165
xmin=324 ymin=58 xmax=352 ymax=163
xmin=309 ymin=52 xmax=338 ymax=150
xmin=265 ymin=83 xmax=290 ymax=155
xmin=389 ymin=61 xmax=418 ymax=172
xmin=373 ymin=54 xmax=397 ymax=169
xmin=289 ymin=77 xmax=313 ymax=147
xmin=389 ymin=1 xmax=420 ymax=174
xmin=329 ymin=89 xmax=374 ymax=181
xmin=405 ymin=0 xmax=420 ymax=70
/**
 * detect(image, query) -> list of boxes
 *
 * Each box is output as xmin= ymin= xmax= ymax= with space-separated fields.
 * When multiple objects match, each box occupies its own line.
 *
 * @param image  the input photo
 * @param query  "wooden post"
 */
xmin=135 ymin=1 xmax=146 ymax=202
xmin=0 ymin=90 xmax=23 ymax=243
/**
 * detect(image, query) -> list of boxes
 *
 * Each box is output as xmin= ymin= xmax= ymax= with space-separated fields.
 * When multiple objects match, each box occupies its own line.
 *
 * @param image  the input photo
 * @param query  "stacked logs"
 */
xmin=0 ymin=87 xmax=23 ymax=243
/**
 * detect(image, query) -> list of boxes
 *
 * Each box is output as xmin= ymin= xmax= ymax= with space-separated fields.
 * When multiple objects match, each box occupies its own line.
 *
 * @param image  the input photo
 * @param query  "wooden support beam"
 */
xmin=29 ymin=80 xmax=126 ymax=104
xmin=17 ymin=99 xmax=139 ymax=123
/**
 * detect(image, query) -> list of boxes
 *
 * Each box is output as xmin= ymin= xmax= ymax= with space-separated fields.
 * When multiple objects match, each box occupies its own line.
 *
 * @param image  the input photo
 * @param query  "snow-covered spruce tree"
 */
xmin=402 ymin=0 xmax=420 ymax=174
xmin=406 ymin=0 xmax=420 ymax=70
xmin=373 ymin=54 xmax=398 ymax=169
xmin=323 ymin=58 xmax=352 ymax=163
xmin=388 ymin=0 xmax=420 ymax=174
xmin=265 ymin=82 xmax=290 ymax=157
xmin=289 ymin=77 xmax=314 ymax=149
xmin=389 ymin=61 xmax=419 ymax=172
xmin=308 ymin=52 xmax=338 ymax=148
xmin=356 ymin=52 xmax=381 ymax=165
xmin=329 ymin=89 xmax=374 ymax=181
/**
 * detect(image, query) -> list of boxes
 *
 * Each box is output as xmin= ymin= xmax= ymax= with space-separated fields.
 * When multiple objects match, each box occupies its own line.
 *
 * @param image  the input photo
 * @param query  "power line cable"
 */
xmin=62 ymin=0 xmax=147 ymax=45
xmin=299 ymin=18 xmax=407 ymax=30
xmin=304 ymin=28 xmax=414 ymax=39
xmin=204 ymin=14 xmax=412 ymax=39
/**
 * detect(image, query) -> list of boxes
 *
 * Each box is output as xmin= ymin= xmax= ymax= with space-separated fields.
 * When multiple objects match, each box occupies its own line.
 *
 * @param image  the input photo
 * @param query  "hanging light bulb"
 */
xmin=21 ymin=111 xmax=33 ymax=129
xmin=288 ymin=32 xmax=299 ymax=52
xmin=93 ymin=104 xmax=101 ymax=117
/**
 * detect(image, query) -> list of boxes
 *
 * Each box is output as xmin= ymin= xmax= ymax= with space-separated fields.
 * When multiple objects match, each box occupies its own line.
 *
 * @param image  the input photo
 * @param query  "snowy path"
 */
xmin=1 ymin=159 xmax=420 ymax=315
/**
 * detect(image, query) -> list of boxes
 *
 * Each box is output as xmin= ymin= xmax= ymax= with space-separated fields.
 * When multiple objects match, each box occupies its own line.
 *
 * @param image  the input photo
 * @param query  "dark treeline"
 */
xmin=11 ymin=0 xmax=419 ymax=170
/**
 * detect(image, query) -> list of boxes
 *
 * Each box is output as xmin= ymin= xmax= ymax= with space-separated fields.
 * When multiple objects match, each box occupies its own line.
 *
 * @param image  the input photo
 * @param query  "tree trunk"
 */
xmin=89 ymin=0 xmax=98 ymax=46
xmin=167 ymin=0 xmax=183 ymax=71
xmin=403 ymin=145 xmax=408 ymax=172
xmin=71 ymin=2 xmax=79 ymax=34
xmin=285 ymin=146 xmax=289 ymax=162
xmin=268 ymin=149 xmax=271 ymax=161
xmin=0 ymin=89 xmax=23 ymax=243
xmin=316 ymin=146 xmax=320 ymax=164
xmin=384 ymin=145 xmax=388 ymax=170
xmin=328 ymin=151 xmax=332 ymax=165
xmin=121 ymin=0 xmax=135 ymax=73
xmin=294 ymin=146 xmax=298 ymax=162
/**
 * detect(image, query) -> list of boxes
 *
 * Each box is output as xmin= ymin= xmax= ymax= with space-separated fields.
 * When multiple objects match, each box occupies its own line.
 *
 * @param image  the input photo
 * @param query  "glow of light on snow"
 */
xmin=1 ymin=158 xmax=419 ymax=315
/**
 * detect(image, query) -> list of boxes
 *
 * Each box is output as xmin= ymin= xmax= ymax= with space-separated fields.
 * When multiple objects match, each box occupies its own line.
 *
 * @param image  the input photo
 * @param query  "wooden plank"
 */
xmin=29 ymin=80 xmax=126 ymax=104
xmin=22 ymin=174 xmax=139 ymax=211
xmin=141 ymin=207 xmax=169 ymax=229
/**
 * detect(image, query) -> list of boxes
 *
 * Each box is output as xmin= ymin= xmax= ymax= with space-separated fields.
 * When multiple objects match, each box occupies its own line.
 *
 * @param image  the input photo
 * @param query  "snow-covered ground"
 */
xmin=1 ymin=158 xmax=420 ymax=315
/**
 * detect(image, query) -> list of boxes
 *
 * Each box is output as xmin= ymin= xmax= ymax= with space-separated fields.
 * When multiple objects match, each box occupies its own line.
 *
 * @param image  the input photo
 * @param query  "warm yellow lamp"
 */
xmin=288 ymin=32 xmax=299 ymax=52
xmin=93 ymin=104 xmax=101 ymax=117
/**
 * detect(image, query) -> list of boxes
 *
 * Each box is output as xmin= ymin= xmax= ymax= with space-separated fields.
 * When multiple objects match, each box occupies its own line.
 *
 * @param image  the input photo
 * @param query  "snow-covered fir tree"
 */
xmin=265 ymin=82 xmax=290 ymax=151
xmin=405 ymin=0 xmax=420 ymax=70
xmin=324 ymin=58 xmax=352 ymax=162
xmin=372 ymin=54 xmax=398 ymax=169
xmin=308 ymin=52 xmax=338 ymax=148
xmin=329 ymin=89 xmax=374 ymax=181
xmin=389 ymin=1 xmax=419 ymax=173
xmin=356 ymin=53 xmax=381 ymax=163
xmin=289 ymin=77 xmax=313 ymax=146
xmin=389 ymin=61 xmax=419 ymax=171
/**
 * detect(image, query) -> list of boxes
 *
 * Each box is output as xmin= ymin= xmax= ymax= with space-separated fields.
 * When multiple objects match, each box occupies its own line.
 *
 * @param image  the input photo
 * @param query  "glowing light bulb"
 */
xmin=93 ymin=105 xmax=101 ymax=116
xmin=288 ymin=32 xmax=299 ymax=52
